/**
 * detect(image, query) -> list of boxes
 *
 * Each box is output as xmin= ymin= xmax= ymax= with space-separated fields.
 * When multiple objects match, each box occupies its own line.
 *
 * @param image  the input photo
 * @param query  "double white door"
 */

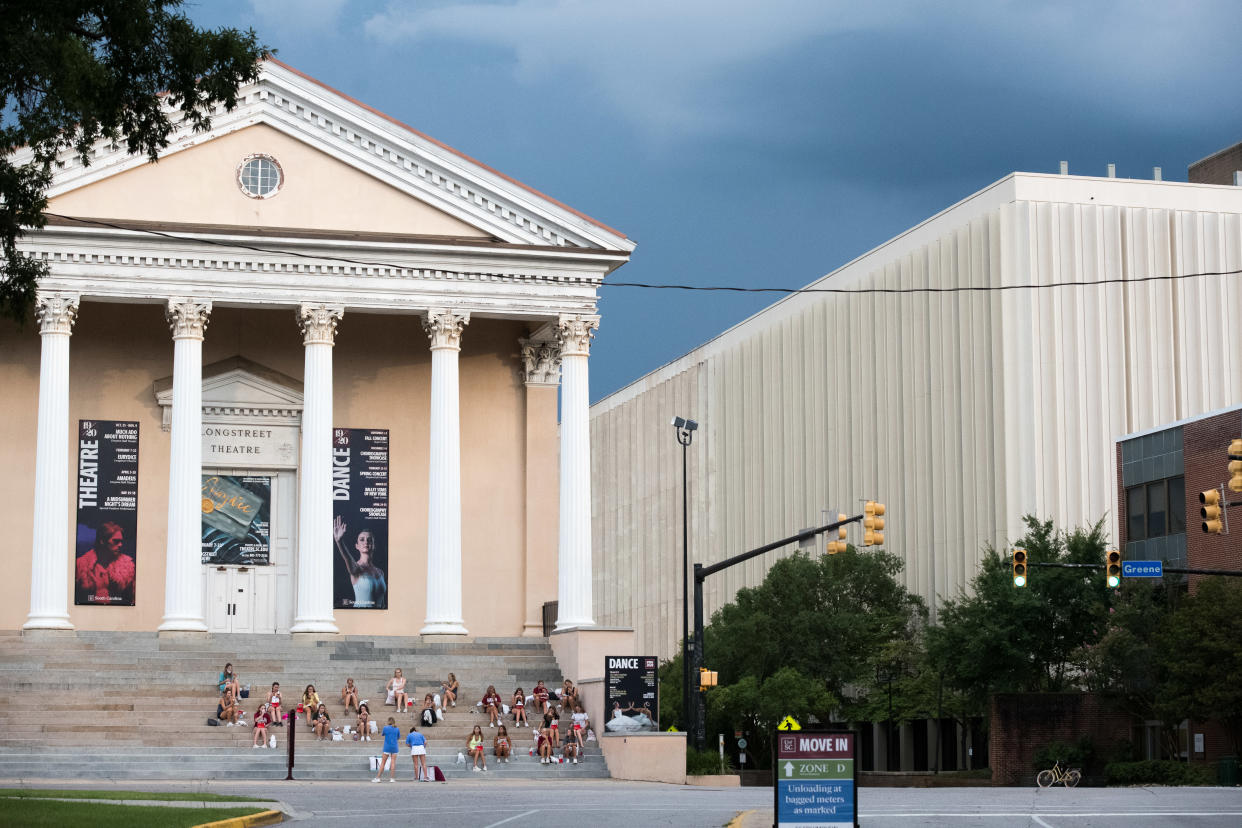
xmin=204 ymin=468 xmax=295 ymax=633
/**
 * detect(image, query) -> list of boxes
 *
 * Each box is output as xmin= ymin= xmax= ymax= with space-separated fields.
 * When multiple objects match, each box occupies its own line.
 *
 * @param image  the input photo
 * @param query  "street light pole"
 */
xmin=671 ymin=416 xmax=697 ymax=735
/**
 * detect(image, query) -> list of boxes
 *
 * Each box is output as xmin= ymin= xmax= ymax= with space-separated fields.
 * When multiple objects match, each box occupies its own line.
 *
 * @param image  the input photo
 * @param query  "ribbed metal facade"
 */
xmin=591 ymin=172 xmax=1242 ymax=660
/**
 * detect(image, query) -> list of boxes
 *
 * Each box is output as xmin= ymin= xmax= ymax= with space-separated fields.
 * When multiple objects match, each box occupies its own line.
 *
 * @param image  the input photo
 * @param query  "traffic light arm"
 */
xmin=696 ymin=513 xmax=864 ymax=580
xmin=1029 ymin=561 xmax=1242 ymax=576
xmin=686 ymin=512 xmax=865 ymax=753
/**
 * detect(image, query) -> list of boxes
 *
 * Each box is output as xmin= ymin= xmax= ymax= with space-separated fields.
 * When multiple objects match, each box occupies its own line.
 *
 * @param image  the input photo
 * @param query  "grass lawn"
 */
xmin=0 ymin=788 xmax=268 ymax=802
xmin=0 ymin=799 xmax=267 ymax=827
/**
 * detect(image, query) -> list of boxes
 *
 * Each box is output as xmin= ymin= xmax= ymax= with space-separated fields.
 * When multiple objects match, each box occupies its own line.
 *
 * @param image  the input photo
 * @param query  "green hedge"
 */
xmin=686 ymin=747 xmax=734 ymax=775
xmin=1104 ymin=760 xmax=1214 ymax=786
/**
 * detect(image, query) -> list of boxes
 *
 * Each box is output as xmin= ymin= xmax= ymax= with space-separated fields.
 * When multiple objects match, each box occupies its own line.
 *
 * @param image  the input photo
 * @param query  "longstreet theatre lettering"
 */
xmin=204 ymin=426 xmax=273 ymax=456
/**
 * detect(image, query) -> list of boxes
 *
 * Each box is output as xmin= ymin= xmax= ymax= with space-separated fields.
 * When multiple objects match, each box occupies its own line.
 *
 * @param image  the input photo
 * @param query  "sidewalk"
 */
xmin=728 ymin=809 xmax=774 ymax=828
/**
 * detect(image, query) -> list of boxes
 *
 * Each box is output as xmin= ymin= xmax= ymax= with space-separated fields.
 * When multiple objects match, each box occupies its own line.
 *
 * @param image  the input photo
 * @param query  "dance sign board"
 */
xmin=774 ymin=730 xmax=858 ymax=828
xmin=604 ymin=656 xmax=659 ymax=730
xmin=332 ymin=428 xmax=389 ymax=609
xmin=74 ymin=420 xmax=139 ymax=606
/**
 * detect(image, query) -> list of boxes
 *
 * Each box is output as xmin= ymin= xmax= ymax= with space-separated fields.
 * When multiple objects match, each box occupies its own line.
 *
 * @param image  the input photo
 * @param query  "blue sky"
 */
xmin=188 ymin=0 xmax=1242 ymax=399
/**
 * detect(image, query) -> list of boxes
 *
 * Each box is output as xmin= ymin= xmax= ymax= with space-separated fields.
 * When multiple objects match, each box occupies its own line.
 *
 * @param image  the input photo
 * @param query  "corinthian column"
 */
xmin=291 ymin=304 xmax=343 ymax=634
xmin=555 ymin=314 xmax=598 ymax=629
xmin=421 ymin=309 xmax=469 ymax=636
xmin=519 ymin=335 xmax=561 ymax=636
xmin=24 ymin=293 xmax=80 ymax=631
xmin=160 ymin=298 xmax=211 ymax=632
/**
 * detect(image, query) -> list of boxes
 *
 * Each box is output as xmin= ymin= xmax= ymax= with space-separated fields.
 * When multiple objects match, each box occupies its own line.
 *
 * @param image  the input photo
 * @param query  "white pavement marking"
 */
xmin=485 ymin=810 xmax=540 ymax=828
xmin=1032 ymin=816 xmax=1056 ymax=828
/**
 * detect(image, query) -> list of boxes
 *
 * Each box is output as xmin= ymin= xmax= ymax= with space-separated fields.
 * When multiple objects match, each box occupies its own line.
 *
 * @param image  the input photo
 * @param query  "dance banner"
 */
xmin=74 ymin=420 xmax=139 ymax=606
xmin=332 ymin=428 xmax=389 ymax=609
xmin=604 ymin=656 xmax=659 ymax=732
xmin=201 ymin=474 xmax=271 ymax=565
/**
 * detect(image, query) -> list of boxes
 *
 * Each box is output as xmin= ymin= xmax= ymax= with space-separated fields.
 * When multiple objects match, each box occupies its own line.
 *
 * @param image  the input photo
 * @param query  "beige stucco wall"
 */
xmin=0 ymin=303 xmax=556 ymax=635
xmin=599 ymin=732 xmax=686 ymax=784
xmin=48 ymin=124 xmax=489 ymax=238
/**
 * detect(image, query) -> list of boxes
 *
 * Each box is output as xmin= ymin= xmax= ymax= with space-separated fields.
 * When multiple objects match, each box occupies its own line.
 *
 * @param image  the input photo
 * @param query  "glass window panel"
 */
xmin=1127 ymin=485 xmax=1146 ymax=541
xmin=1168 ymin=476 xmax=1185 ymax=534
xmin=1147 ymin=481 xmax=1167 ymax=537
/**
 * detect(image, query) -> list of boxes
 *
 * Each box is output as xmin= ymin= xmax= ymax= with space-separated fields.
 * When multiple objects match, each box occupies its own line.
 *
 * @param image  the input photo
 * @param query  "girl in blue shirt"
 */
xmin=407 ymin=725 xmax=429 ymax=781
xmin=373 ymin=717 xmax=400 ymax=782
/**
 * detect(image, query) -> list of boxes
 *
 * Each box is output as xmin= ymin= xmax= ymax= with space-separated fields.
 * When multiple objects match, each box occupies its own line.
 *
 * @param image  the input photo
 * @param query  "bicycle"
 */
xmin=1036 ymin=759 xmax=1081 ymax=788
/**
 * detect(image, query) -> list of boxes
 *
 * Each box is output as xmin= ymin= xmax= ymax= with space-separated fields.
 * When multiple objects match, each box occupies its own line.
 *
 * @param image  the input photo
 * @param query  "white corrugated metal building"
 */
xmin=591 ymin=171 xmax=1242 ymax=661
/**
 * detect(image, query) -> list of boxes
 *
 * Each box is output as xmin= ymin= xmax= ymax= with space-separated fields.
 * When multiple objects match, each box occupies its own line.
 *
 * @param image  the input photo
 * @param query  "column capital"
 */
xmin=298 ymin=304 xmax=344 ymax=346
xmin=422 ymin=309 xmax=470 ymax=351
xmin=519 ymin=337 xmax=562 ymax=386
xmin=557 ymin=314 xmax=599 ymax=357
xmin=35 ymin=293 xmax=80 ymax=335
xmin=166 ymin=299 xmax=212 ymax=341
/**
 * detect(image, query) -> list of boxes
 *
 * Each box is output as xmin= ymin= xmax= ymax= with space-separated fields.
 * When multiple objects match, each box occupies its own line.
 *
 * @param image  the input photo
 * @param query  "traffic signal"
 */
xmin=1201 ymin=487 xmax=1224 ymax=534
xmin=1106 ymin=549 xmax=1122 ymax=588
xmin=1012 ymin=548 xmax=1027 ymax=588
xmin=827 ymin=514 xmax=848 ymax=554
xmin=1230 ymin=439 xmax=1242 ymax=493
xmin=863 ymin=502 xmax=885 ymax=546
xmin=699 ymin=668 xmax=718 ymax=691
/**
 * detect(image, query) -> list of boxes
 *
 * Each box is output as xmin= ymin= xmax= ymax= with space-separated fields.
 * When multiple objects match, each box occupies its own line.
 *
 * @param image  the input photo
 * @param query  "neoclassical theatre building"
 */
xmin=2 ymin=60 xmax=632 ymax=638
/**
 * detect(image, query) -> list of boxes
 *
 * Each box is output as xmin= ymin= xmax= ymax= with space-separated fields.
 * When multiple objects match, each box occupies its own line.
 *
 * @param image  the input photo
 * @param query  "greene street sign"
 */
xmin=1122 ymin=560 xmax=1163 ymax=578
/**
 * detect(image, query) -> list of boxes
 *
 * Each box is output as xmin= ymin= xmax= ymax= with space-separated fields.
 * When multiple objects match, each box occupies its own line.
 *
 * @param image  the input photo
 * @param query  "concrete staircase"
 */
xmin=0 ymin=630 xmax=608 ymax=781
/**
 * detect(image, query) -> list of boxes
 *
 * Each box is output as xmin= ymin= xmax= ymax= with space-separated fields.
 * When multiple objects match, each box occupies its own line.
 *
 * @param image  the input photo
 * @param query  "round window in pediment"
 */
xmin=237 ymin=154 xmax=283 ymax=199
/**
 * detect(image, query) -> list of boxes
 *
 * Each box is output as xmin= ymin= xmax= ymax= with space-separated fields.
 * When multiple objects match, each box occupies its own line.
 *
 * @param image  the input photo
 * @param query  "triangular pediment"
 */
xmin=37 ymin=60 xmax=633 ymax=252
xmin=50 ymin=124 xmax=492 ymax=239
xmin=154 ymin=357 xmax=303 ymax=430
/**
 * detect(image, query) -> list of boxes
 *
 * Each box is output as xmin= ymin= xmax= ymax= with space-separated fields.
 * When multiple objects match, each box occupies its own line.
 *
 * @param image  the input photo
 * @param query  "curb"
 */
xmin=193 ymin=809 xmax=284 ymax=828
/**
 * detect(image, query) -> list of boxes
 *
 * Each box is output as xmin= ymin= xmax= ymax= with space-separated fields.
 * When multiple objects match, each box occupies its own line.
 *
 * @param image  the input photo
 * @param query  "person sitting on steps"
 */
xmin=440 ymin=673 xmax=459 ymax=708
xmin=312 ymin=703 xmax=332 ymax=740
xmin=494 ymin=724 xmax=512 ymax=764
xmin=480 ymin=685 xmax=503 ymax=727
xmin=217 ymin=688 xmax=240 ymax=725
xmin=387 ymin=668 xmax=408 ymax=712
xmin=420 ymin=694 xmax=437 ymax=727
xmin=356 ymin=702 xmax=373 ymax=741
xmin=468 ymin=724 xmax=488 ymax=772
xmin=340 ymin=677 xmax=359 ymax=713
xmin=512 ymin=687 xmax=528 ymax=727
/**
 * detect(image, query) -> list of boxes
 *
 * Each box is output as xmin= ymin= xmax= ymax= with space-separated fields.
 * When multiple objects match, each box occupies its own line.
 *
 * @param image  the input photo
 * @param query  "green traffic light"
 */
xmin=1107 ymin=573 xmax=1120 ymax=588
xmin=1013 ymin=574 xmax=1026 ymax=587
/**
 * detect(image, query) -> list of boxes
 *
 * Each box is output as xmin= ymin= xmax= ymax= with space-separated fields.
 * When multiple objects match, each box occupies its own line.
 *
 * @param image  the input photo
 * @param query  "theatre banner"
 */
xmin=74 ymin=420 xmax=139 ymax=606
xmin=332 ymin=428 xmax=389 ymax=609
xmin=604 ymin=656 xmax=659 ymax=732
xmin=201 ymin=475 xmax=271 ymax=565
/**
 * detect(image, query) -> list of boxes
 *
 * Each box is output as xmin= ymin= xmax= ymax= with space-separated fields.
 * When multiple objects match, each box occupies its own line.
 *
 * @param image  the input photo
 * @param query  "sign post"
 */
xmin=774 ymin=730 xmax=858 ymax=828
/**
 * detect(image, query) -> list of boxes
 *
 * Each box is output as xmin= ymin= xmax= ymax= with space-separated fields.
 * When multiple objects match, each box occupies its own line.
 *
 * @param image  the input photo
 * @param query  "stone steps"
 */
xmin=0 ymin=630 xmax=605 ymax=781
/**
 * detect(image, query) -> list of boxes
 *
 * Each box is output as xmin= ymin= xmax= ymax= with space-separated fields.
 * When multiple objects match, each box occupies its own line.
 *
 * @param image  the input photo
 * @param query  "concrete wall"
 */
xmin=592 ymin=174 xmax=1242 ymax=659
xmin=599 ymin=732 xmax=686 ymax=784
xmin=0 ymin=304 xmax=556 ymax=635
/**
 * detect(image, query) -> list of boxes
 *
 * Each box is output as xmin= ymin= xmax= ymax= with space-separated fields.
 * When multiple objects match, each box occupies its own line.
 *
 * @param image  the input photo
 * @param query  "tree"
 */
xmin=929 ymin=517 xmax=1110 ymax=702
xmin=1078 ymin=580 xmax=1178 ymax=757
xmin=1157 ymin=577 xmax=1242 ymax=754
xmin=695 ymin=546 xmax=926 ymax=765
xmin=1 ymin=1 xmax=269 ymax=320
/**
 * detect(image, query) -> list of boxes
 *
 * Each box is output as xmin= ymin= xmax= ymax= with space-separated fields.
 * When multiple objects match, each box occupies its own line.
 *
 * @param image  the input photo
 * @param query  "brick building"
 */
xmin=1189 ymin=141 xmax=1242 ymax=185
xmin=1115 ymin=405 xmax=1242 ymax=765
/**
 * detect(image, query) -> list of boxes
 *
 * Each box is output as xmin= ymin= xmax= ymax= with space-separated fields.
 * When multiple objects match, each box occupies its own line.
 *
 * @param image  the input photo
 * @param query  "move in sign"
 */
xmin=775 ymin=730 xmax=857 ymax=828
xmin=1122 ymin=560 xmax=1163 ymax=578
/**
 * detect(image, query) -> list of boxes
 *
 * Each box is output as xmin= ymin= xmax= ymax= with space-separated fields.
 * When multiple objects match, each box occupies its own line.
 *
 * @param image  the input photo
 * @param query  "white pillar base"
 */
xmin=23 ymin=614 xmax=74 ymax=631
xmin=419 ymin=621 xmax=469 ymax=636
xmin=157 ymin=616 xmax=209 ymax=633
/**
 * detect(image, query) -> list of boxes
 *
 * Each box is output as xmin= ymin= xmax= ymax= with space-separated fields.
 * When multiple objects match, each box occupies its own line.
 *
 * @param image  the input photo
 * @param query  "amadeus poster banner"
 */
xmin=201 ymin=475 xmax=271 ymax=565
xmin=74 ymin=420 xmax=139 ymax=606
xmin=332 ymin=428 xmax=389 ymax=610
xmin=603 ymin=656 xmax=659 ymax=732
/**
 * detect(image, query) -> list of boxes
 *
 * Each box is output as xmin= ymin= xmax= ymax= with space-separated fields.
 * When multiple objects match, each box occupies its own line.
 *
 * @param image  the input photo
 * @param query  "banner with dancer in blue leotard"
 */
xmin=332 ymin=427 xmax=389 ymax=609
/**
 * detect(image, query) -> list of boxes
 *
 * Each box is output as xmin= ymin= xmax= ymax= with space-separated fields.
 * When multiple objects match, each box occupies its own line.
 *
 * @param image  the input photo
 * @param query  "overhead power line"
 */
xmin=40 ymin=212 xmax=1242 ymax=296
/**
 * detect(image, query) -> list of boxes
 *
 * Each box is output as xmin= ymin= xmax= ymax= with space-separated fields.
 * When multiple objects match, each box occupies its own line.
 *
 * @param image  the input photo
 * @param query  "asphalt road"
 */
xmin=3 ymin=779 xmax=1242 ymax=827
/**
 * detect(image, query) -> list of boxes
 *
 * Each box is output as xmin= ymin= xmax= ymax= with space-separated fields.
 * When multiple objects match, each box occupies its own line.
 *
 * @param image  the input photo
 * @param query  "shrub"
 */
xmin=1033 ymin=736 xmax=1096 ymax=773
xmin=686 ymin=747 xmax=733 ymax=776
xmin=1104 ymin=760 xmax=1214 ymax=786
